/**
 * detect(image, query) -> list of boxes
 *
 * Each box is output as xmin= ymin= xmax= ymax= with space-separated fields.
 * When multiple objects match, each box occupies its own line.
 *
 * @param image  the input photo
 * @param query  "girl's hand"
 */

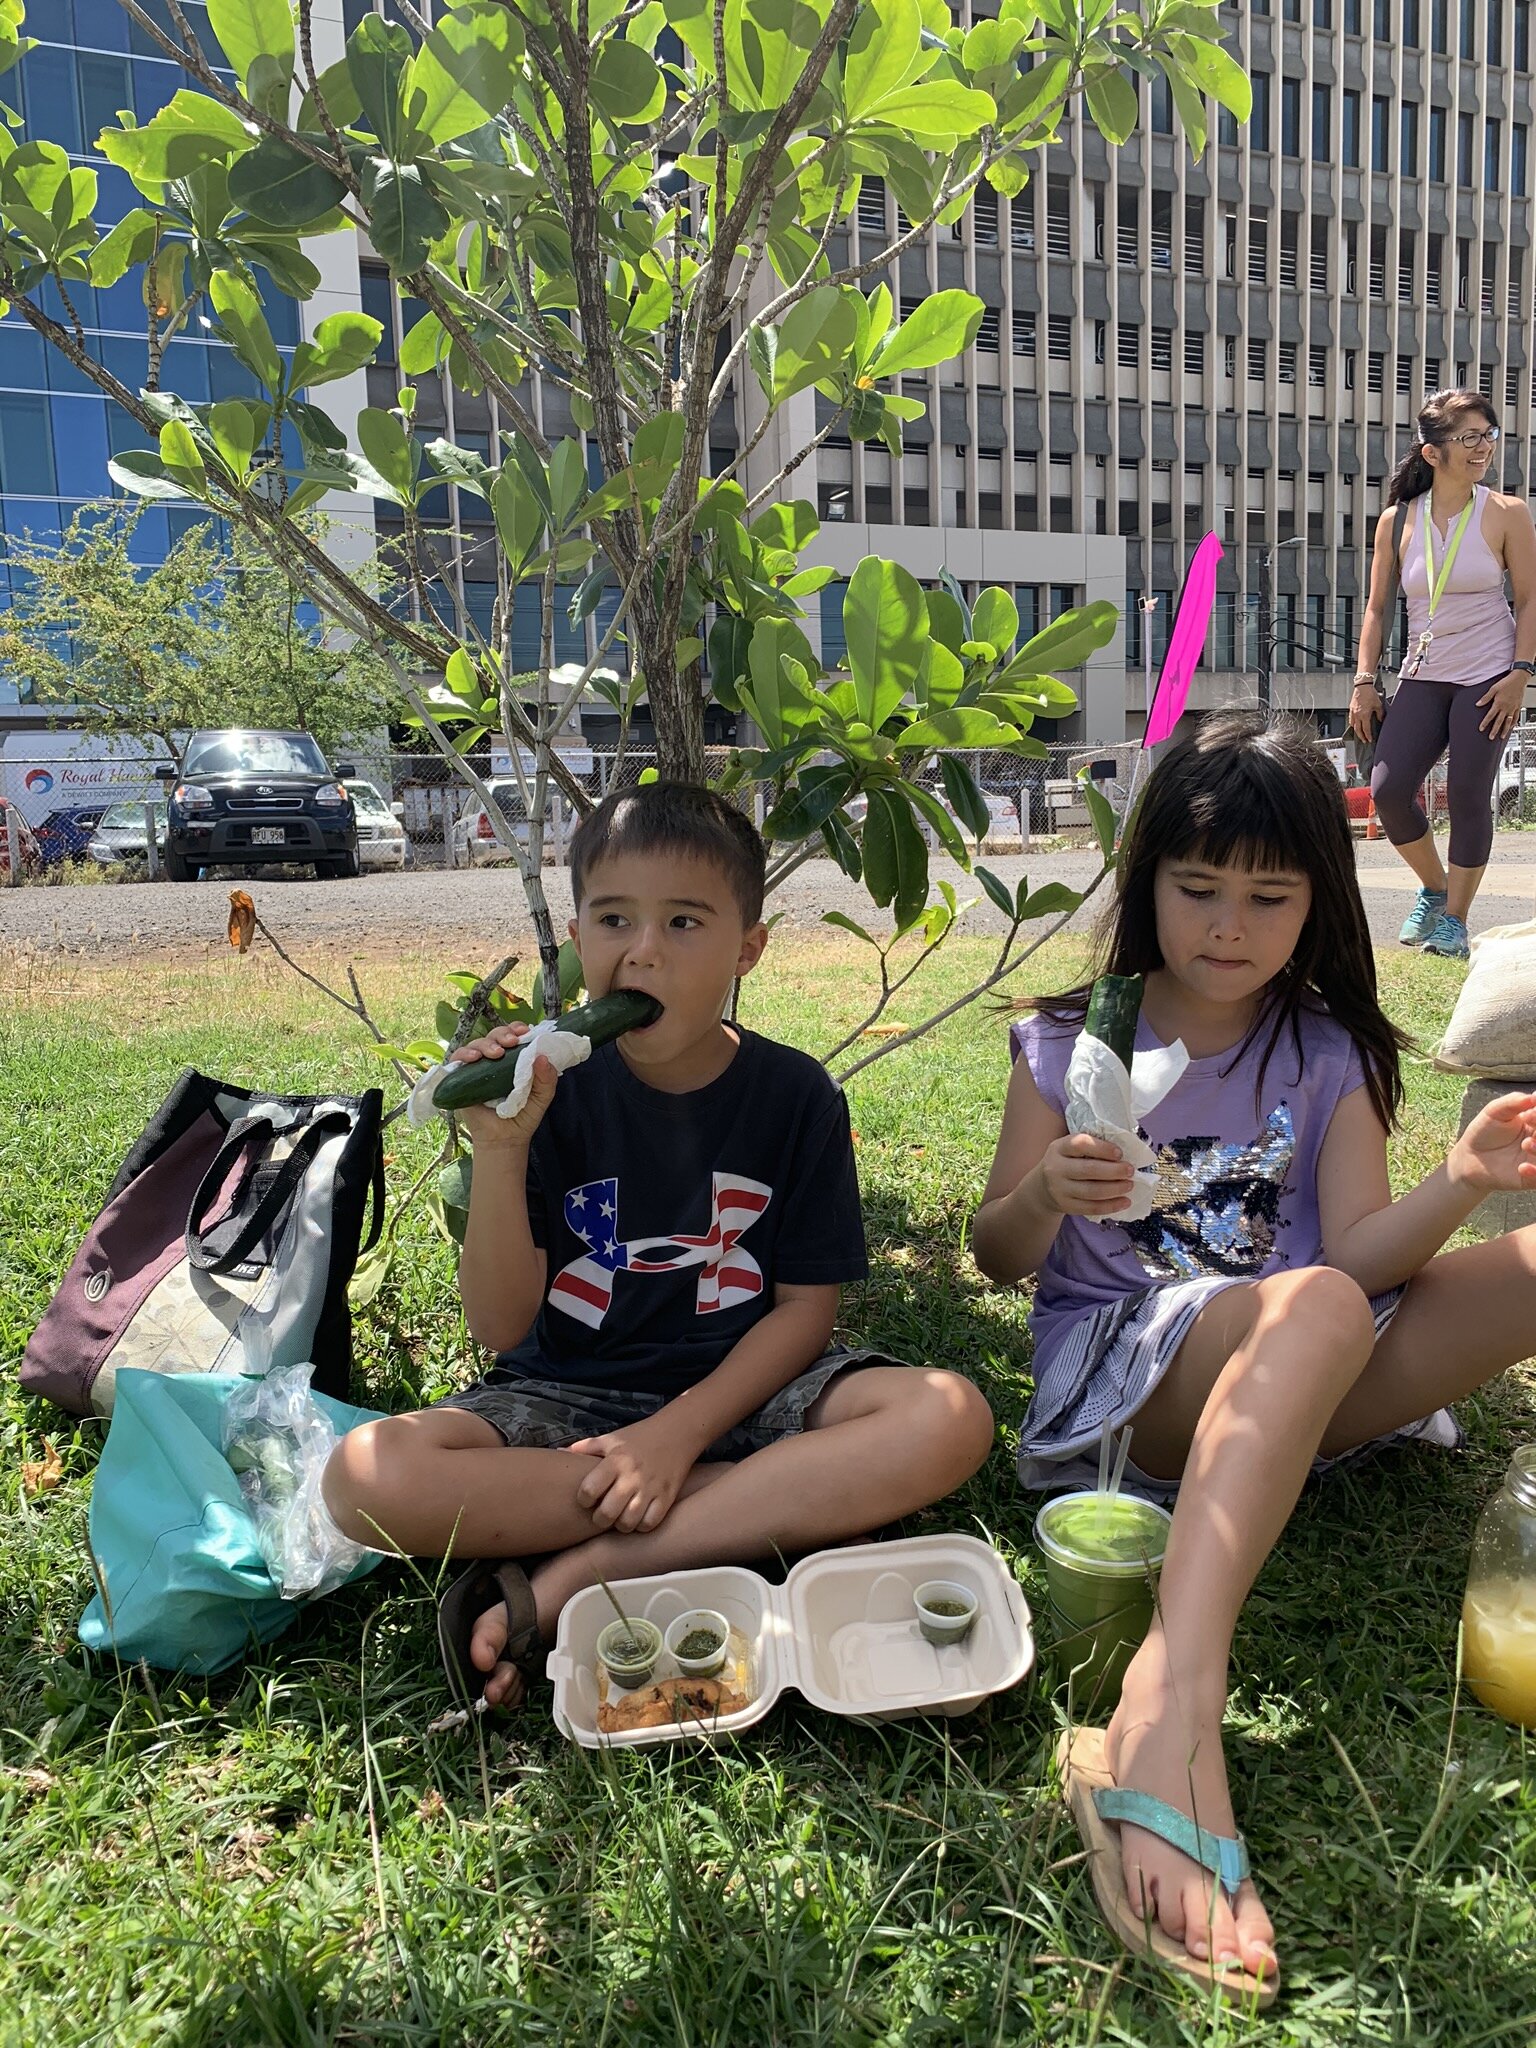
xmin=1448 ymin=1092 xmax=1536 ymax=1196
xmin=1039 ymin=1133 xmax=1138 ymax=1218
xmin=1348 ymin=682 xmax=1383 ymax=746
xmin=1477 ymin=671 xmax=1528 ymax=740
xmin=445 ymin=1023 xmax=558 ymax=1151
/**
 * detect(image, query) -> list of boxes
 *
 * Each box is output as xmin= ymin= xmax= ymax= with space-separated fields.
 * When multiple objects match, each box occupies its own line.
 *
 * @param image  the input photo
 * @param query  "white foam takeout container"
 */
xmin=547 ymin=1533 xmax=1035 ymax=1749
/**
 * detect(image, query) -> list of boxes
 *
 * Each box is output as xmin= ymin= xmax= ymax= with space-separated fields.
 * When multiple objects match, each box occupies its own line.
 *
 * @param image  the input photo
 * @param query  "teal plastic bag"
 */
xmin=80 ymin=1367 xmax=386 ymax=1676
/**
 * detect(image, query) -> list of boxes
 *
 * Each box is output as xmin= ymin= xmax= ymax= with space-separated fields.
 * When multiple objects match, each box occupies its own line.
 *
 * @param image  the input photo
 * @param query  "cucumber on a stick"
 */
xmin=431 ymin=989 xmax=662 ymax=1112
xmin=1082 ymin=973 xmax=1143 ymax=1071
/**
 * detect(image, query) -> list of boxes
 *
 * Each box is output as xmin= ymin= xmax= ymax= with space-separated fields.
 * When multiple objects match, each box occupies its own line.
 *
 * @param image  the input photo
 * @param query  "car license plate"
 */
xmin=252 ymin=826 xmax=285 ymax=847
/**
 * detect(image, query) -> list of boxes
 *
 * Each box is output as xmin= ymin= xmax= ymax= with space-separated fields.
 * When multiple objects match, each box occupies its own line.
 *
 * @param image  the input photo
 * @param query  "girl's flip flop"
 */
xmin=1056 ymin=1728 xmax=1279 ymax=2010
xmin=437 ymin=1559 xmax=546 ymax=1711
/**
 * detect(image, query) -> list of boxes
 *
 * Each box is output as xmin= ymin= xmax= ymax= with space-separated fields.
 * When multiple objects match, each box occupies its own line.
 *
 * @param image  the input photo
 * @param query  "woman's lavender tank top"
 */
xmin=1010 ymin=1003 xmax=1367 ymax=1370
xmin=1400 ymin=485 xmax=1516 ymax=685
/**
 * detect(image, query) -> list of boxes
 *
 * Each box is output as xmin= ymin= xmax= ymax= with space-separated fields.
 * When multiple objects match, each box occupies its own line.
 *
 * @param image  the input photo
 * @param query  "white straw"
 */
xmin=1097 ymin=1419 xmax=1113 ymax=1495
xmin=1109 ymin=1426 xmax=1134 ymax=1498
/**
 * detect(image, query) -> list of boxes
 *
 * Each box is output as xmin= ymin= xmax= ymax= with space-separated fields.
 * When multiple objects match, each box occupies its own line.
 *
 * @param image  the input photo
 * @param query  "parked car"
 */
xmin=87 ymin=799 xmax=169 ymax=867
xmin=0 ymin=794 xmax=41 ymax=878
xmin=450 ymin=779 xmax=573 ymax=867
xmin=34 ymin=803 xmax=110 ymax=866
xmin=158 ymin=729 xmax=359 ymax=881
xmin=914 ymin=789 xmax=1022 ymax=853
xmin=348 ymin=779 xmax=412 ymax=870
xmin=1497 ymin=737 xmax=1535 ymax=819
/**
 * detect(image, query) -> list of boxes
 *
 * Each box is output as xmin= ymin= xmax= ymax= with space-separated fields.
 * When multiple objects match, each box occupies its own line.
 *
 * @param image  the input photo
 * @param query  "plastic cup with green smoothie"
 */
xmin=1033 ymin=1491 xmax=1172 ymax=1712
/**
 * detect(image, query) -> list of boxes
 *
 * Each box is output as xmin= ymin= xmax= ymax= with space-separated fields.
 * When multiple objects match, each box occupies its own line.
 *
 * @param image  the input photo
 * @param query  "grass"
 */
xmin=2 ymin=934 xmax=1534 ymax=2047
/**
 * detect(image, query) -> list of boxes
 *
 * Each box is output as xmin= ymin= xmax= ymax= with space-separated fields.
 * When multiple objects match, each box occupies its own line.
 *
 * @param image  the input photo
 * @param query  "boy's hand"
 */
xmin=568 ymin=1413 xmax=700 ymax=1533
xmin=1038 ymin=1133 xmax=1137 ymax=1218
xmin=1448 ymin=1091 xmax=1536 ymax=1195
xmin=445 ymin=1023 xmax=558 ymax=1151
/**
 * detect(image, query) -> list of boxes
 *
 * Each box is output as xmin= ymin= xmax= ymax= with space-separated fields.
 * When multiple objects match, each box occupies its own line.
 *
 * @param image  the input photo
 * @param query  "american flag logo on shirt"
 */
xmin=546 ymin=1172 xmax=773 ymax=1330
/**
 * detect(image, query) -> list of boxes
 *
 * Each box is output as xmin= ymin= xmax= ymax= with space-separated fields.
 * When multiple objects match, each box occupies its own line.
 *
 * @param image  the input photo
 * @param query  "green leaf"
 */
xmin=742 ymin=619 xmax=820 ymax=747
xmin=1169 ymin=32 xmax=1252 ymax=118
xmin=898 ymin=707 xmax=1018 ymax=751
xmin=762 ymin=764 xmax=854 ymax=843
xmin=904 ymin=779 xmax=970 ymax=864
xmin=844 ymin=556 xmax=927 ymax=730
xmin=208 ymin=0 xmax=294 ymax=91
xmin=630 ymin=409 xmax=685 ymax=499
xmin=821 ymin=806 xmax=863 ymax=881
xmin=871 ymin=289 xmax=983 ymax=380
xmin=1009 ymin=599 xmax=1119 ymax=676
xmin=1020 ymin=881 xmax=1083 ymax=919
xmin=357 ymin=408 xmax=420 ymax=502
xmin=158 ymin=418 xmax=207 ymax=492
xmin=490 ymin=465 xmax=547 ymax=573
xmin=862 ymin=787 xmax=929 ymax=928
xmin=408 ymin=3 xmax=524 ymax=145
xmin=749 ymin=498 xmax=820 ymax=552
xmin=207 ymin=398 xmax=263 ymax=480
xmin=822 ymin=909 xmax=880 ymax=946
xmin=974 ymin=865 xmax=1015 ymax=918
xmin=857 ymin=81 xmax=994 ymax=140
xmin=426 ymin=436 xmax=492 ymax=497
xmin=288 ymin=311 xmax=382 ymax=392
xmin=970 ymin=586 xmax=1018 ymax=659
xmin=1080 ymin=771 xmax=1118 ymax=858
xmin=209 ymin=269 xmax=282 ymax=390
xmin=88 ymin=206 xmax=156 ymax=287
xmin=590 ymin=40 xmax=666 ymax=124
xmin=398 ymin=308 xmax=447 ymax=375
xmin=96 ymin=91 xmax=251 ymax=190
xmin=845 ymin=0 xmax=926 ymax=122
xmin=346 ymin=12 xmax=417 ymax=157
xmin=106 ymin=448 xmax=191 ymax=500
xmin=547 ymin=437 xmax=586 ymax=530
xmin=362 ymin=156 xmax=450 ymax=272
xmin=939 ymin=753 xmax=991 ymax=840
xmin=766 ymin=284 xmax=858 ymax=402
xmin=228 ymin=135 xmax=347 ymax=228
xmin=1083 ymin=64 xmax=1139 ymax=145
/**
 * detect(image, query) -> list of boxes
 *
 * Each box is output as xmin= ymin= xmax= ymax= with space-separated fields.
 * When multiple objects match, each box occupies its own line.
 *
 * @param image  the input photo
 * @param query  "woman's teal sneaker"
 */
xmin=1399 ymin=887 xmax=1448 ymax=946
xmin=1423 ymin=912 xmax=1471 ymax=960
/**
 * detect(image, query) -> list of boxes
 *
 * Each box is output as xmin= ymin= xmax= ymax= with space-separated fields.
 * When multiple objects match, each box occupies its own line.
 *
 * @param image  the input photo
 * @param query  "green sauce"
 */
xmin=922 ymin=1599 xmax=971 ymax=1618
xmin=605 ymin=1636 xmax=650 ymax=1663
xmin=677 ymin=1629 xmax=724 ymax=1660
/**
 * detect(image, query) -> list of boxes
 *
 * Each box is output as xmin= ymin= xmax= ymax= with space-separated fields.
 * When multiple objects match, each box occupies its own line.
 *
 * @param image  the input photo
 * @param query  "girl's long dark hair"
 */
xmin=1033 ymin=709 xmax=1407 ymax=1129
xmin=1386 ymin=387 xmax=1498 ymax=504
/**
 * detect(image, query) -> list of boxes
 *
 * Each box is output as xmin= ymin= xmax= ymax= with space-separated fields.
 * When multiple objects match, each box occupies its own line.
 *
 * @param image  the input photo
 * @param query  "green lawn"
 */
xmin=2 ymin=935 xmax=1534 ymax=2047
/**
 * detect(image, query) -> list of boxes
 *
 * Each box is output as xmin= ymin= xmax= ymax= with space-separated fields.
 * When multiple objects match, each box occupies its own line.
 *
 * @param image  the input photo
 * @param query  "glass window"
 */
xmin=1402 ymin=101 xmax=1418 ymax=175
xmin=21 ymin=44 xmax=84 ymax=155
xmin=1516 ymin=123 xmax=1529 ymax=194
xmin=1251 ymin=72 xmax=1271 ymax=151
xmin=1312 ymin=84 xmax=1331 ymax=161
xmin=167 ymin=505 xmax=218 ymax=550
xmin=0 ymin=322 xmax=46 ymax=391
xmin=1460 ymin=0 xmax=1475 ymax=55
xmin=1372 ymin=96 xmax=1390 ymax=173
xmin=819 ymin=585 xmax=848 ymax=669
xmin=94 ymin=267 xmax=148 ymax=335
xmin=360 ymin=270 xmax=397 ymax=364
xmin=98 ymin=334 xmax=149 ymax=390
xmin=78 ymin=52 xmax=133 ymax=152
xmin=0 ymin=391 xmax=56 ymax=493
xmin=44 ymin=344 xmax=98 ymax=398
xmin=72 ymin=0 xmax=132 ymax=52
xmin=1343 ymin=90 xmax=1361 ymax=166
xmin=208 ymin=346 xmax=259 ymax=400
xmin=1282 ymin=77 xmax=1302 ymax=158
xmin=252 ymin=274 xmax=299 ymax=348
xmin=1429 ymin=104 xmax=1447 ymax=181
xmin=159 ymin=340 xmax=212 ymax=401
xmin=184 ymin=731 xmax=331 ymax=776
xmin=132 ymin=56 xmax=174 ymax=122
xmin=52 ymin=394 xmax=110 ymax=500
xmin=1486 ymin=118 xmax=1502 ymax=188
xmin=1458 ymin=109 xmax=1475 ymax=185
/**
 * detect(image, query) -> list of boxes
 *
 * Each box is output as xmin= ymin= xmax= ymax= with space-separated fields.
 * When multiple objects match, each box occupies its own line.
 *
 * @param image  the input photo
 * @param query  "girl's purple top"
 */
xmin=1009 ymin=1004 xmax=1368 ymax=1366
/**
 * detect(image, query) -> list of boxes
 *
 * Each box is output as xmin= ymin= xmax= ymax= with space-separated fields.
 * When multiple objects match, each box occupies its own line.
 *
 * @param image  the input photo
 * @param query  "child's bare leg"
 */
xmin=468 ymin=1368 xmax=994 ymax=1696
xmin=1320 ymin=1223 xmax=1536 ymax=1451
xmin=322 ymin=1408 xmax=621 ymax=1557
xmin=1102 ymin=1268 xmax=1378 ymax=1981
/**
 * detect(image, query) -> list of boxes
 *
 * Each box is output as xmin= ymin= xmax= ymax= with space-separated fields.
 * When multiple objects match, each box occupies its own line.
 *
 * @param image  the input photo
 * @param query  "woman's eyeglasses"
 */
xmin=1443 ymin=427 xmax=1501 ymax=448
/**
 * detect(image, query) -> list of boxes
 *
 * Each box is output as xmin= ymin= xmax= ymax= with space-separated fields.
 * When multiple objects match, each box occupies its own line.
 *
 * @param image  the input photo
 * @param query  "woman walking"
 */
xmin=1351 ymin=388 xmax=1536 ymax=959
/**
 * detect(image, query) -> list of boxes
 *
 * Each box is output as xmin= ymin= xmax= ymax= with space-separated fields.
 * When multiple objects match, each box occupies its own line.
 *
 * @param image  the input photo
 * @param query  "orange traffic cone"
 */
xmin=1366 ymin=798 xmax=1380 ymax=840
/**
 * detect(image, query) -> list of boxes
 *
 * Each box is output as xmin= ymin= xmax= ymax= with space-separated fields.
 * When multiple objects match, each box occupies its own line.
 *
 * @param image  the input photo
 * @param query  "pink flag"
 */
xmin=1144 ymin=532 xmax=1223 ymax=747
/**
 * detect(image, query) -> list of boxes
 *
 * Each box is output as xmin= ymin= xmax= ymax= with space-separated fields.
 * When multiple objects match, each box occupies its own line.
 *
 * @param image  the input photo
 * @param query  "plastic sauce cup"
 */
xmin=913 ymin=1580 xmax=979 ymax=1647
xmin=597 ymin=1617 xmax=663 ymax=1689
xmin=664 ymin=1608 xmax=731 ymax=1678
xmin=1033 ymin=1491 xmax=1172 ymax=1712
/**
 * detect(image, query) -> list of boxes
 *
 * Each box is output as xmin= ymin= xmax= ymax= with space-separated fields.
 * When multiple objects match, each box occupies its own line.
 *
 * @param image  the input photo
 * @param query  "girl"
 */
xmin=1351 ymin=387 xmax=1536 ymax=961
xmin=973 ymin=711 xmax=1536 ymax=2002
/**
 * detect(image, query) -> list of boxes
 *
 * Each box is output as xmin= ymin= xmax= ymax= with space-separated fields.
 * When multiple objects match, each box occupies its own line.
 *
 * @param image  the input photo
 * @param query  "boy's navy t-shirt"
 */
xmin=496 ymin=1027 xmax=867 ymax=1397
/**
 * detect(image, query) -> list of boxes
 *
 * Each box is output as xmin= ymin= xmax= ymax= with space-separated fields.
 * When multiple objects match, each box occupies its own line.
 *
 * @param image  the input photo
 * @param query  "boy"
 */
xmin=324 ymin=782 xmax=993 ymax=1709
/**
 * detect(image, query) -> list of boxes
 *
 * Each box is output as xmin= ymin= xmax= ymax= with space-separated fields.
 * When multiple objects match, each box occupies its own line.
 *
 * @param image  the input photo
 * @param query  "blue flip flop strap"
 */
xmin=1093 ymin=1787 xmax=1251 ymax=1899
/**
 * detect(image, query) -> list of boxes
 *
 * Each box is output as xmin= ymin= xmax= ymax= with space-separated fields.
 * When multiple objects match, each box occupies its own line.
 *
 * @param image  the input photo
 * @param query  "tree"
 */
xmin=0 ymin=506 xmax=396 ymax=765
xmin=0 ymin=0 xmax=1246 ymax=1019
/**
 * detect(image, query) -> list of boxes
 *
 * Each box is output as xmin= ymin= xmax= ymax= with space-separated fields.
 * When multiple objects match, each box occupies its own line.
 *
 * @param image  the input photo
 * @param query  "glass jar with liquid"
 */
xmin=1462 ymin=1445 xmax=1536 ymax=1729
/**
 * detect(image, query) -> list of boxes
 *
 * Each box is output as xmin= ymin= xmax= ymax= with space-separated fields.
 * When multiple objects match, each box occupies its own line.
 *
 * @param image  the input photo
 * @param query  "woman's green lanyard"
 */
xmin=1401 ymin=492 xmax=1477 ymax=678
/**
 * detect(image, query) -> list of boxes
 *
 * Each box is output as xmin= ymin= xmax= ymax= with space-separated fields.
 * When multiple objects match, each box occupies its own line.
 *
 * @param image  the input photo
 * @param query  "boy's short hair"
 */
xmin=569 ymin=781 xmax=766 ymax=924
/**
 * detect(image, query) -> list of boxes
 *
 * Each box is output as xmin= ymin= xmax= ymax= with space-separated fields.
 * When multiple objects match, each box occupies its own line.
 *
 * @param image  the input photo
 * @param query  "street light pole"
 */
xmin=1257 ymin=535 xmax=1306 ymax=712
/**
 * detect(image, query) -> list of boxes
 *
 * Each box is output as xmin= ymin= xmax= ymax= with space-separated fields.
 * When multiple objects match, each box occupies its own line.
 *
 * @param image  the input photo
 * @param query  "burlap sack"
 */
xmin=1436 ymin=920 xmax=1536 ymax=1079
xmin=1457 ymin=1078 xmax=1536 ymax=1239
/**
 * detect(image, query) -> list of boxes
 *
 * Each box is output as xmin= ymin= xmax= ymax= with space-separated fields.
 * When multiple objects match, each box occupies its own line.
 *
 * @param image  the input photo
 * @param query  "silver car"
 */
xmin=87 ymin=800 xmax=168 ymax=867
xmin=348 ymin=780 xmax=412 ymax=869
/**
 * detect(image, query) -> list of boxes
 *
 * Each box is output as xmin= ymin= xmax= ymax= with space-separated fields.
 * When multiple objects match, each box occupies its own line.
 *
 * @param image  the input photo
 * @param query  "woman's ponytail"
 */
xmin=1386 ymin=442 xmax=1434 ymax=504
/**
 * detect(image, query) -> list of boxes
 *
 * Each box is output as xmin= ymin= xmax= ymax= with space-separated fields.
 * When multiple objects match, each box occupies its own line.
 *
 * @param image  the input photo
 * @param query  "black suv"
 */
xmin=158 ymin=730 xmax=360 ymax=882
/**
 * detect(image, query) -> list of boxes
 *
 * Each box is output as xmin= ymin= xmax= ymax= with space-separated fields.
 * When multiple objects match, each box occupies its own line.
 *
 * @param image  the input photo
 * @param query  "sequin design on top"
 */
xmin=1122 ymin=1103 xmax=1296 ymax=1281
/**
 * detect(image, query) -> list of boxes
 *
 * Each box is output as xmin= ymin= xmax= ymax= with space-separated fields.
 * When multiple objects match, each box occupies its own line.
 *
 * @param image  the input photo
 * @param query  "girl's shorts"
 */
xmin=1018 ymin=1275 xmax=1462 ymax=1501
xmin=436 ymin=1345 xmax=900 ymax=1460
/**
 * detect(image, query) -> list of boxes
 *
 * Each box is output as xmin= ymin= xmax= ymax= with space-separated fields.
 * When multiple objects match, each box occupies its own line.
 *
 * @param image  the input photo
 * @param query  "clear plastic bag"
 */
xmin=222 ymin=1361 xmax=372 ymax=1599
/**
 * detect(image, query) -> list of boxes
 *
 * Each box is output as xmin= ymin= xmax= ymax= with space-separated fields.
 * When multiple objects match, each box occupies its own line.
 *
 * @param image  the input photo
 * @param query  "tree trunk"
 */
xmin=633 ymin=599 xmax=707 ymax=781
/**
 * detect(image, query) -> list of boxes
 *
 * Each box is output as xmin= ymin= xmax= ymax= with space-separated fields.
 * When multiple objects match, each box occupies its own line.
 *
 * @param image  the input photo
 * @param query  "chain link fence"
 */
xmin=6 ymin=728 xmax=1536 ymax=878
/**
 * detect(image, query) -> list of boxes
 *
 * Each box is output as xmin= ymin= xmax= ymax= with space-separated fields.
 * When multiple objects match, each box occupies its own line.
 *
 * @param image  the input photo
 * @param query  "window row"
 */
xmin=1250 ymin=0 xmax=1528 ymax=67
xmin=1229 ymin=76 xmax=1529 ymax=190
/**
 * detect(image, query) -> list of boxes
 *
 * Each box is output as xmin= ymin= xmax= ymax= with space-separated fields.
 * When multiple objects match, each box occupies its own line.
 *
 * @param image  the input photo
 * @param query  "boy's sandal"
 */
xmin=437 ymin=1559 xmax=546 ymax=1712
xmin=1056 ymin=1728 xmax=1279 ymax=2010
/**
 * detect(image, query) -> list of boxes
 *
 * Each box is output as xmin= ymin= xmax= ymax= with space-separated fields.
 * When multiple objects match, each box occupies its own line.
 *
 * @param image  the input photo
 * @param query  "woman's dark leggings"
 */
xmin=1370 ymin=675 xmax=1505 ymax=870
